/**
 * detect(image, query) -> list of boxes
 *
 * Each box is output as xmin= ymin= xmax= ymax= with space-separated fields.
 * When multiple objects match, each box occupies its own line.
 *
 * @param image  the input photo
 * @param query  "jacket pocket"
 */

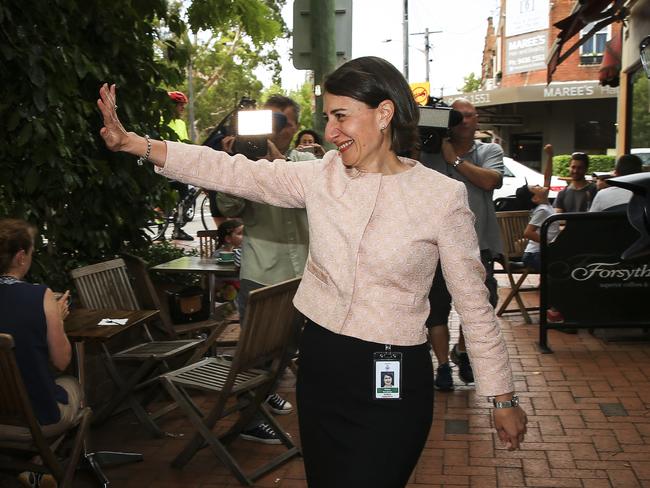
xmin=305 ymin=259 xmax=330 ymax=285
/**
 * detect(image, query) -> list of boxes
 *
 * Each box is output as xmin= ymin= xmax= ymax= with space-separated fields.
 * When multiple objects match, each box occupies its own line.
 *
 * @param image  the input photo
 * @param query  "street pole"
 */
xmin=424 ymin=28 xmax=430 ymax=83
xmin=187 ymin=58 xmax=196 ymax=143
xmin=311 ymin=0 xmax=337 ymax=135
xmin=403 ymin=0 xmax=409 ymax=80
xmin=410 ymin=28 xmax=442 ymax=83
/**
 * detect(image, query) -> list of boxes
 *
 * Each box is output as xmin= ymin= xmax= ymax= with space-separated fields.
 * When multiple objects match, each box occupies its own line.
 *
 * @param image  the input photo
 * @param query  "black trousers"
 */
xmin=297 ymin=320 xmax=433 ymax=488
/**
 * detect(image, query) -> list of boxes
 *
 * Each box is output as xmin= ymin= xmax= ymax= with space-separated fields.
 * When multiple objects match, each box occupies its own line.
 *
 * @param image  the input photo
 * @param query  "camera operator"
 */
xmin=419 ymin=98 xmax=504 ymax=391
xmin=216 ymin=94 xmax=312 ymax=444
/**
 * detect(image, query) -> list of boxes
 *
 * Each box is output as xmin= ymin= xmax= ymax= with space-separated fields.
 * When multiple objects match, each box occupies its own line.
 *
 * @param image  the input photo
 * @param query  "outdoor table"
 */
xmin=65 ymin=308 xmax=159 ymax=487
xmin=151 ymin=256 xmax=238 ymax=318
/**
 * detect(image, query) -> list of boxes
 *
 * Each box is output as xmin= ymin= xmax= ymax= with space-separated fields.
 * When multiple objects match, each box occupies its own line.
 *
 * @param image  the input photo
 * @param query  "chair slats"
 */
xmin=496 ymin=211 xmax=540 ymax=323
xmin=70 ymin=259 xmax=203 ymax=437
xmin=160 ymin=277 xmax=302 ymax=485
xmin=197 ymin=230 xmax=219 ymax=258
xmin=0 ymin=334 xmax=92 ymax=488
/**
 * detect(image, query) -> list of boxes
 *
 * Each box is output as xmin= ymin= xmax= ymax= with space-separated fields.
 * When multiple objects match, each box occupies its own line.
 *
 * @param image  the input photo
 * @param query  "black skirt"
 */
xmin=296 ymin=320 xmax=434 ymax=488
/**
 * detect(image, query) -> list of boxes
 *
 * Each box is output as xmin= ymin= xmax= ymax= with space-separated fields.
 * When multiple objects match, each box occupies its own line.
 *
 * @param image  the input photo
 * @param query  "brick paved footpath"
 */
xmin=66 ymin=232 xmax=650 ymax=487
xmin=66 ymin=303 xmax=650 ymax=488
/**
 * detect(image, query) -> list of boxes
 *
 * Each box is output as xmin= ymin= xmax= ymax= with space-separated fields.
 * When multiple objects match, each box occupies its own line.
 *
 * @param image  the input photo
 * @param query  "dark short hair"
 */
xmin=217 ymin=219 xmax=243 ymax=248
xmin=295 ymin=129 xmax=322 ymax=146
xmin=571 ymin=152 xmax=590 ymax=169
xmin=264 ymin=94 xmax=300 ymax=122
xmin=514 ymin=184 xmax=536 ymax=210
xmin=616 ymin=154 xmax=643 ymax=176
xmin=324 ymin=56 xmax=419 ymax=154
xmin=0 ymin=218 xmax=35 ymax=274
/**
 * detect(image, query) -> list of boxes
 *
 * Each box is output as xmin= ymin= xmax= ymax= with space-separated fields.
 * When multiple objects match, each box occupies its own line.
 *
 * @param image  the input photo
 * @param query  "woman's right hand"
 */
xmin=57 ymin=290 xmax=71 ymax=320
xmin=97 ymin=83 xmax=130 ymax=152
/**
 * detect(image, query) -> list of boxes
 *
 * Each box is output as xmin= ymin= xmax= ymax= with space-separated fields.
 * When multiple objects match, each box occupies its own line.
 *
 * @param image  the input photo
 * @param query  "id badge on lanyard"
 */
xmin=373 ymin=345 xmax=402 ymax=400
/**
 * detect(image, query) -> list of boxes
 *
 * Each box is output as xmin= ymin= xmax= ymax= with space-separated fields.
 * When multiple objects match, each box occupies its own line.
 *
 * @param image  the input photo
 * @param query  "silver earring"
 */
xmin=380 ymin=125 xmax=386 ymax=132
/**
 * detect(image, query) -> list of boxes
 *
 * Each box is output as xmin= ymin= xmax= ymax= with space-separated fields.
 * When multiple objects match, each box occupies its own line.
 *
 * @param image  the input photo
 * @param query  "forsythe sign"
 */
xmin=571 ymin=262 xmax=650 ymax=282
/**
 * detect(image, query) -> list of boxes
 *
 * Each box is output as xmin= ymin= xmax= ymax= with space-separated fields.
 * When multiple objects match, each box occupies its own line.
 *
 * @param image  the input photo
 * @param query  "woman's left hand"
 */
xmin=97 ymin=83 xmax=130 ymax=152
xmin=493 ymin=406 xmax=528 ymax=450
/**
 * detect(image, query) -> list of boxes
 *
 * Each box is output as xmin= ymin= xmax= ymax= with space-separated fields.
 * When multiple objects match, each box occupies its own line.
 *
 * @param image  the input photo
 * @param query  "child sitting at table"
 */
xmin=0 ymin=218 xmax=83 ymax=487
xmin=213 ymin=219 xmax=243 ymax=267
xmin=515 ymin=184 xmax=561 ymax=272
xmin=515 ymin=184 xmax=565 ymax=324
xmin=212 ymin=220 xmax=243 ymax=305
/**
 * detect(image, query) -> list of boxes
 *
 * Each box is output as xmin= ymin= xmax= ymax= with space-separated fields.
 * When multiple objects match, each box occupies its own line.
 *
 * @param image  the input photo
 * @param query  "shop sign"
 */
xmin=505 ymin=0 xmax=550 ymax=37
xmin=444 ymin=82 xmax=618 ymax=107
xmin=505 ymin=31 xmax=547 ymax=74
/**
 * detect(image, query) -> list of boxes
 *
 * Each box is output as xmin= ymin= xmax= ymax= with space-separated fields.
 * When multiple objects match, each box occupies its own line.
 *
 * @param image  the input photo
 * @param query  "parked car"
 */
xmin=493 ymin=157 xmax=567 ymax=200
xmin=631 ymin=148 xmax=650 ymax=168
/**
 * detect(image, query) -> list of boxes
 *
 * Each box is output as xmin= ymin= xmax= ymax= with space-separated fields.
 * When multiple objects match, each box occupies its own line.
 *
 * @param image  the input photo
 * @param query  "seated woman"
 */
xmin=0 ymin=219 xmax=83 ymax=442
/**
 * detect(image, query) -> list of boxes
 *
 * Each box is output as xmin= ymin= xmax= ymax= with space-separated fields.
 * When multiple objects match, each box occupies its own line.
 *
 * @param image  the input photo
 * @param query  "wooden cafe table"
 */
xmin=151 ymin=256 xmax=238 ymax=317
xmin=65 ymin=308 xmax=159 ymax=487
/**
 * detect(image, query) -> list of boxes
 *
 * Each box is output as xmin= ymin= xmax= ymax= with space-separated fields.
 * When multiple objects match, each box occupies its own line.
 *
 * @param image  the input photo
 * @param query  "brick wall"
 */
xmin=488 ymin=0 xmax=623 ymax=88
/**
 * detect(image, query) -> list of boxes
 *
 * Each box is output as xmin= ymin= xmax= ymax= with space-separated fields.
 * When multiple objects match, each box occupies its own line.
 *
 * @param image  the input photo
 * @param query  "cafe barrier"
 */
xmin=539 ymin=211 xmax=650 ymax=352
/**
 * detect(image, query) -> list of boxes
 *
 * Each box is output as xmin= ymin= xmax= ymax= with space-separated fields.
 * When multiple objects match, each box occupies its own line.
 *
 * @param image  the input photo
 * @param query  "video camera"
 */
xmin=203 ymin=97 xmax=288 ymax=159
xmin=418 ymin=97 xmax=463 ymax=154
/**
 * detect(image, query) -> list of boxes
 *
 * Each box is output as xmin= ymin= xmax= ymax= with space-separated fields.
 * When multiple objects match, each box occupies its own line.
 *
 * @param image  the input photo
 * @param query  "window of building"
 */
xmin=580 ymin=22 xmax=609 ymax=65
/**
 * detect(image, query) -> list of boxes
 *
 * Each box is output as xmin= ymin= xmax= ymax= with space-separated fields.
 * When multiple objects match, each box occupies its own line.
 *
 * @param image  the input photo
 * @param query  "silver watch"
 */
xmin=451 ymin=156 xmax=464 ymax=168
xmin=492 ymin=395 xmax=519 ymax=409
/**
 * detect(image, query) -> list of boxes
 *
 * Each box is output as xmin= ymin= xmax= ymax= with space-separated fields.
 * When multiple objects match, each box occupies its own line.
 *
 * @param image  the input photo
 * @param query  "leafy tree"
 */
xmin=460 ymin=72 xmax=482 ymax=93
xmin=631 ymin=72 xmax=650 ymax=149
xmin=0 ymin=0 xmax=287 ymax=290
xmin=0 ymin=0 xmax=185 ymax=289
xmin=159 ymin=0 xmax=288 ymax=142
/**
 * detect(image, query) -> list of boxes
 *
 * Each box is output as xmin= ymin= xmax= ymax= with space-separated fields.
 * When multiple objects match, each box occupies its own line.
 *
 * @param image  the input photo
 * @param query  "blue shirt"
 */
xmin=0 ymin=280 xmax=67 ymax=424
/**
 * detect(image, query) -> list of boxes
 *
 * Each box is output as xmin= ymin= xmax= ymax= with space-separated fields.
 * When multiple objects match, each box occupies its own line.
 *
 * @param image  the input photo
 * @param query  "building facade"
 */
xmin=444 ymin=0 xmax=623 ymax=171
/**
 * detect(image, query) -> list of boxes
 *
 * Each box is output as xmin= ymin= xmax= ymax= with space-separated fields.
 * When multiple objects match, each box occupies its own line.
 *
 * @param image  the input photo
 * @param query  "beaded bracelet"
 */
xmin=137 ymin=134 xmax=151 ymax=166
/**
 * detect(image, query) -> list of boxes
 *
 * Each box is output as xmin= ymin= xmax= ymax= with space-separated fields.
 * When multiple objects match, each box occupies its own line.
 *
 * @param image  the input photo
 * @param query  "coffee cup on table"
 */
xmin=218 ymin=251 xmax=234 ymax=262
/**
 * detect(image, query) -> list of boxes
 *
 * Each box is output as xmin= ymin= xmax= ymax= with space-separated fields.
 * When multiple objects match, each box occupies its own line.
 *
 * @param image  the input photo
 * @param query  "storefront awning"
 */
xmin=546 ymin=0 xmax=628 ymax=83
xmin=443 ymin=81 xmax=618 ymax=108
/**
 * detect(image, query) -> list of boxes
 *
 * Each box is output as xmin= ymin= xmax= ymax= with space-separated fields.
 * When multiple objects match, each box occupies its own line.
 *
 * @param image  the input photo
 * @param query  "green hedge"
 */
xmin=552 ymin=154 xmax=616 ymax=177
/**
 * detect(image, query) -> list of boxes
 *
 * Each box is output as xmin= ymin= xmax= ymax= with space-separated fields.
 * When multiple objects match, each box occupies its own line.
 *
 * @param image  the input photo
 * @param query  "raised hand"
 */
xmin=97 ymin=83 xmax=130 ymax=152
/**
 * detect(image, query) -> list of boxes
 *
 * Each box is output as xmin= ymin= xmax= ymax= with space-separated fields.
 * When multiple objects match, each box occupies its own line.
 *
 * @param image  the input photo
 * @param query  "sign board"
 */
xmin=505 ymin=30 xmax=548 ymax=75
xmin=293 ymin=0 xmax=353 ymax=70
xmin=410 ymin=82 xmax=430 ymax=105
xmin=443 ymin=81 xmax=618 ymax=107
xmin=505 ymin=0 xmax=550 ymax=37
xmin=539 ymin=212 xmax=650 ymax=350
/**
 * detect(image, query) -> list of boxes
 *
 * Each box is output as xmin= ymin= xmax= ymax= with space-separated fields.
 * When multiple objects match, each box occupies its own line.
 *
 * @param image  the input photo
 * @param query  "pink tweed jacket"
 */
xmin=158 ymin=142 xmax=514 ymax=396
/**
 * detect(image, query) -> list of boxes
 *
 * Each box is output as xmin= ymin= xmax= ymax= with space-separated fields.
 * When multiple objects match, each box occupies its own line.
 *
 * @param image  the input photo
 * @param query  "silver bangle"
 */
xmin=137 ymin=134 xmax=151 ymax=166
xmin=492 ymin=395 xmax=519 ymax=409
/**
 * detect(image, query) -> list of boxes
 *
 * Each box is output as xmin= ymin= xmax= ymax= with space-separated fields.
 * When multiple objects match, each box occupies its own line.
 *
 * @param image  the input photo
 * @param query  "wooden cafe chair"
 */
xmin=0 ymin=334 xmax=92 ymax=488
xmin=197 ymin=229 xmax=219 ymax=258
xmin=495 ymin=210 xmax=540 ymax=324
xmin=160 ymin=277 xmax=302 ymax=486
xmin=70 ymin=258 xmax=203 ymax=437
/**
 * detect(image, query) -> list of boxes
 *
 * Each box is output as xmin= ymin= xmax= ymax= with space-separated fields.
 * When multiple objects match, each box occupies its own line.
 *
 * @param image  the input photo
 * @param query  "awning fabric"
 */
xmin=547 ymin=0 xmax=628 ymax=83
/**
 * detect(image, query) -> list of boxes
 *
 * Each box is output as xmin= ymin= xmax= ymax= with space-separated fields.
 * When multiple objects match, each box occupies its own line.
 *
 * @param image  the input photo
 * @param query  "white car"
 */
xmin=631 ymin=148 xmax=650 ymax=167
xmin=493 ymin=157 xmax=567 ymax=200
